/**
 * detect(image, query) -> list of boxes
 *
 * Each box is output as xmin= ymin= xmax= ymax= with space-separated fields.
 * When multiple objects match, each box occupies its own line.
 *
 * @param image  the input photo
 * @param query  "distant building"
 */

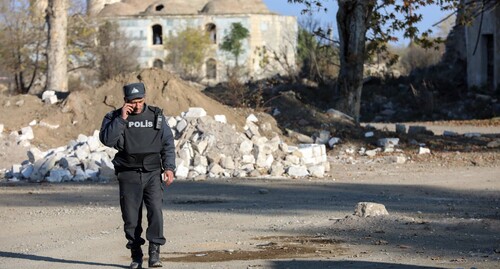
xmin=464 ymin=1 xmax=499 ymax=91
xmin=88 ymin=0 xmax=298 ymax=83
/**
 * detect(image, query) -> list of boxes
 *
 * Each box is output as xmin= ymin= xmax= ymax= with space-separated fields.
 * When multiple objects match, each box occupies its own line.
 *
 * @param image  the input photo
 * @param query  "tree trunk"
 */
xmin=336 ymin=0 xmax=375 ymax=123
xmin=46 ymin=0 xmax=67 ymax=92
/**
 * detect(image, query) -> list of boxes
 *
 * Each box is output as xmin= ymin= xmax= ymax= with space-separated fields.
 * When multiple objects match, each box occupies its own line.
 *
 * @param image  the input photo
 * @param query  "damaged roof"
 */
xmin=99 ymin=0 xmax=272 ymax=17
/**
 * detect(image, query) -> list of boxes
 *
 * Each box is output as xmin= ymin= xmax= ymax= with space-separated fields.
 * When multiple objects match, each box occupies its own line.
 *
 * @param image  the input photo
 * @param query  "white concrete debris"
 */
xmin=364 ymin=132 xmax=374 ymax=138
xmin=5 ymin=108 xmax=332 ymax=183
xmin=0 ymin=124 xmax=3 ymax=135
xmin=214 ymin=115 xmax=227 ymax=124
xmin=42 ymin=90 xmax=58 ymax=104
xmin=39 ymin=121 xmax=60 ymax=129
xmin=246 ymin=114 xmax=259 ymax=123
xmin=418 ymin=147 xmax=431 ymax=154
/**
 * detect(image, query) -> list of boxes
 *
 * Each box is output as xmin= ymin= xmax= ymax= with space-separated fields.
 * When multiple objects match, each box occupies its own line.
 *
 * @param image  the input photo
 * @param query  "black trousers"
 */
xmin=117 ymin=169 xmax=166 ymax=249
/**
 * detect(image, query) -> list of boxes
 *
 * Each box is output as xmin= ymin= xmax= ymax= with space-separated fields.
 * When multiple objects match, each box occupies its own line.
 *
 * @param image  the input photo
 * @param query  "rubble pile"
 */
xmin=4 ymin=107 xmax=329 ymax=183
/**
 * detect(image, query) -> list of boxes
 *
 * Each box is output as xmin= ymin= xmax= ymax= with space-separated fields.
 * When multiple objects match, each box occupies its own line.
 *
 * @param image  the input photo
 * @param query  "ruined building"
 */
xmin=87 ymin=0 xmax=298 ymax=83
xmin=463 ymin=1 xmax=499 ymax=91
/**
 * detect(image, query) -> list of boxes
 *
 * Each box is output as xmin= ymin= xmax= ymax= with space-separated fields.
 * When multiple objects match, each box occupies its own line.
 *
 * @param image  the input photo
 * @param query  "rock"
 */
xmin=354 ymin=202 xmax=389 ymax=217
xmin=418 ymin=147 xmax=431 ymax=154
xmin=377 ymin=138 xmax=399 ymax=148
xmin=287 ymin=165 xmax=309 ymax=178
xmin=328 ymin=137 xmax=340 ymax=148
xmin=176 ymin=119 xmax=188 ymax=133
xmin=184 ymin=107 xmax=207 ymax=118
xmin=464 ymin=133 xmax=481 ymax=138
xmin=246 ymin=114 xmax=259 ymax=123
xmin=385 ymin=156 xmax=407 ymax=164
xmin=408 ymin=126 xmax=433 ymax=136
xmin=395 ymin=124 xmax=406 ymax=134
xmin=239 ymin=140 xmax=253 ymax=155
xmin=487 ymin=140 xmax=500 ymax=148
xmin=287 ymin=129 xmax=314 ymax=144
xmin=20 ymin=126 xmax=34 ymax=141
xmin=364 ymin=131 xmax=374 ymax=138
xmin=365 ymin=149 xmax=378 ymax=157
xmin=325 ymin=108 xmax=354 ymax=121
xmin=443 ymin=131 xmax=459 ymax=137
xmin=39 ymin=121 xmax=60 ymax=129
xmin=214 ymin=115 xmax=227 ymax=123
xmin=175 ymin=165 xmax=189 ymax=179
xmin=308 ymin=165 xmax=325 ymax=178
xmin=46 ymin=169 xmax=72 ymax=183
xmin=314 ymin=130 xmax=330 ymax=145
xmin=297 ymin=144 xmax=326 ymax=165
xmin=270 ymin=162 xmax=285 ymax=177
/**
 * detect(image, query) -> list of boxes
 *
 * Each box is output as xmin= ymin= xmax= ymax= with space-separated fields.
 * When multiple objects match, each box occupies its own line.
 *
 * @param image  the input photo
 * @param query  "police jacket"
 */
xmin=99 ymin=104 xmax=176 ymax=173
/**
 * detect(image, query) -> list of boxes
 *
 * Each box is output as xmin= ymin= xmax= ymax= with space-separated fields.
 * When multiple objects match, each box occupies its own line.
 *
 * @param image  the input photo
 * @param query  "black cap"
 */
xmin=123 ymin=82 xmax=145 ymax=101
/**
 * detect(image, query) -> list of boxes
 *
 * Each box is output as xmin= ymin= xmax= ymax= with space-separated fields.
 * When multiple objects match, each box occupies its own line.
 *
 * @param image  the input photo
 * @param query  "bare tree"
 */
xmin=0 ymin=0 xmax=46 ymax=93
xmin=96 ymin=21 xmax=139 ymax=83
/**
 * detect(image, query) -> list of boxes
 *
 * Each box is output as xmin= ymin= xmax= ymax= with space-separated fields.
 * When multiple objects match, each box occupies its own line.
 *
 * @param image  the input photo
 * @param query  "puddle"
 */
xmin=162 ymin=235 xmax=347 ymax=262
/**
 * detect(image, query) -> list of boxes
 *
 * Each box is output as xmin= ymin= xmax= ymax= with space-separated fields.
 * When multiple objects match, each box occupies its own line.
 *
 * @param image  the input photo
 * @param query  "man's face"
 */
xmin=127 ymin=98 xmax=145 ymax=114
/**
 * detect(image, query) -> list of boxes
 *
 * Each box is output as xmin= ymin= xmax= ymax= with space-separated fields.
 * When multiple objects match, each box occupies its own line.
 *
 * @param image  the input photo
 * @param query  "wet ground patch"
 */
xmin=162 ymin=235 xmax=347 ymax=262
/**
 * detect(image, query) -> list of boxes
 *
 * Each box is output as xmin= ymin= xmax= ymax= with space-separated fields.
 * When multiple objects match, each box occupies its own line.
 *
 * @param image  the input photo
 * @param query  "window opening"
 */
xmin=206 ymin=59 xmax=217 ymax=79
xmin=152 ymin=24 xmax=163 ymax=45
xmin=206 ymin=23 xmax=217 ymax=44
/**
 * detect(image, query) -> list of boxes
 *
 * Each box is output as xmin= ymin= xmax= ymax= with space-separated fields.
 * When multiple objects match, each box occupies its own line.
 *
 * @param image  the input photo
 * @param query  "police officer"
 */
xmin=99 ymin=82 xmax=175 ymax=269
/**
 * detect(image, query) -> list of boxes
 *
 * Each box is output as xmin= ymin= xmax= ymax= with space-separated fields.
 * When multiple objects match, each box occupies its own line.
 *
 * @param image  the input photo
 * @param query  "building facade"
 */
xmin=464 ymin=2 xmax=499 ymax=91
xmin=89 ymin=0 xmax=298 ymax=83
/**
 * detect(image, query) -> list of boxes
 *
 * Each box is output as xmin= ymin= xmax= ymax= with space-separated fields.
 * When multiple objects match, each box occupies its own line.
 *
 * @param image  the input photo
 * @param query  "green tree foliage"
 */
xmin=0 ymin=0 xmax=45 ymax=93
xmin=220 ymin=22 xmax=250 ymax=66
xmin=165 ymin=27 xmax=212 ymax=81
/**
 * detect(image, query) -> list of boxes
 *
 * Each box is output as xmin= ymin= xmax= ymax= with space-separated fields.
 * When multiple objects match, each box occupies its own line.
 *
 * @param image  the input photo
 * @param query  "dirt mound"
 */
xmin=0 ymin=69 xmax=249 ymax=150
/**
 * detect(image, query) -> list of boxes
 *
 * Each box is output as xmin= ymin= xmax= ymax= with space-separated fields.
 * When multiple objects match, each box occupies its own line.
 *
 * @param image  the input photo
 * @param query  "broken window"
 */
xmin=206 ymin=58 xmax=217 ymax=79
xmin=153 ymin=59 xmax=164 ymax=69
xmin=152 ymin=24 xmax=163 ymax=45
xmin=206 ymin=23 xmax=217 ymax=44
xmin=155 ymin=4 xmax=164 ymax=11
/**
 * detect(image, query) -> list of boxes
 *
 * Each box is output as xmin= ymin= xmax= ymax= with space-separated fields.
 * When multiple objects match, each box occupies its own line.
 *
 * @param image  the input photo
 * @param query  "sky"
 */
xmin=263 ymin=0 xmax=453 ymax=46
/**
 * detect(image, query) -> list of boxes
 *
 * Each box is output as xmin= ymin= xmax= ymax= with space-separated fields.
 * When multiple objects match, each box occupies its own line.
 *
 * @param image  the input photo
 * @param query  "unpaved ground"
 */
xmin=0 ymin=162 xmax=498 ymax=269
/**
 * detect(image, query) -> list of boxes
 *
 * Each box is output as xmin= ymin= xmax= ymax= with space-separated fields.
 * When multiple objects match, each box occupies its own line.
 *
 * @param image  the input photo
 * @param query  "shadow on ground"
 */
xmin=0 ymin=251 xmax=126 ymax=268
xmin=268 ymin=260 xmax=448 ymax=269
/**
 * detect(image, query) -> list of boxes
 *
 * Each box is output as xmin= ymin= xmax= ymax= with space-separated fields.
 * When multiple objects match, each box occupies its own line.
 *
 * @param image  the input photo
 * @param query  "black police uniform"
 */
xmin=99 ymin=103 xmax=176 ymax=251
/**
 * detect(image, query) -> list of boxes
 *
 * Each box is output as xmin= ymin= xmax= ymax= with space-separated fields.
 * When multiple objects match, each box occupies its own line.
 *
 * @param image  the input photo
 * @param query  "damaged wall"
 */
xmin=88 ymin=0 xmax=298 ymax=83
xmin=465 ymin=2 xmax=500 ymax=91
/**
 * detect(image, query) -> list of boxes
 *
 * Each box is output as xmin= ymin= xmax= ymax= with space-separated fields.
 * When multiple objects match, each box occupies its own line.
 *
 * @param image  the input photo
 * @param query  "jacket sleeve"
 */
xmin=160 ymin=115 xmax=176 ymax=172
xmin=99 ymin=110 xmax=127 ymax=150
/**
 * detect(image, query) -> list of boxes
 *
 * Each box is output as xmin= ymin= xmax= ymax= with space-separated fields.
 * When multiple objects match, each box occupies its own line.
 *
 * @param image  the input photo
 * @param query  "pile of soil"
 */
xmin=0 ymin=69 xmax=257 ymax=150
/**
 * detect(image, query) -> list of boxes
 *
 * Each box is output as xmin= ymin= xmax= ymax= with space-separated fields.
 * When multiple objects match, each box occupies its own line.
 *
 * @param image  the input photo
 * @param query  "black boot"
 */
xmin=148 ymin=243 xmax=162 ymax=267
xmin=130 ymin=247 xmax=143 ymax=269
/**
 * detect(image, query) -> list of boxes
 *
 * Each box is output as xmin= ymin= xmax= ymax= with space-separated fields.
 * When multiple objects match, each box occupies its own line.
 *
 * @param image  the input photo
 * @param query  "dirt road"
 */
xmin=0 ymin=162 xmax=498 ymax=269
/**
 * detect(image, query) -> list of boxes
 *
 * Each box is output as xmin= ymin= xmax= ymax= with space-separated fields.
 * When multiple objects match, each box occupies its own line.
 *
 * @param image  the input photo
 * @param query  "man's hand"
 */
xmin=163 ymin=170 xmax=174 ymax=186
xmin=121 ymin=103 xmax=134 ymax=120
